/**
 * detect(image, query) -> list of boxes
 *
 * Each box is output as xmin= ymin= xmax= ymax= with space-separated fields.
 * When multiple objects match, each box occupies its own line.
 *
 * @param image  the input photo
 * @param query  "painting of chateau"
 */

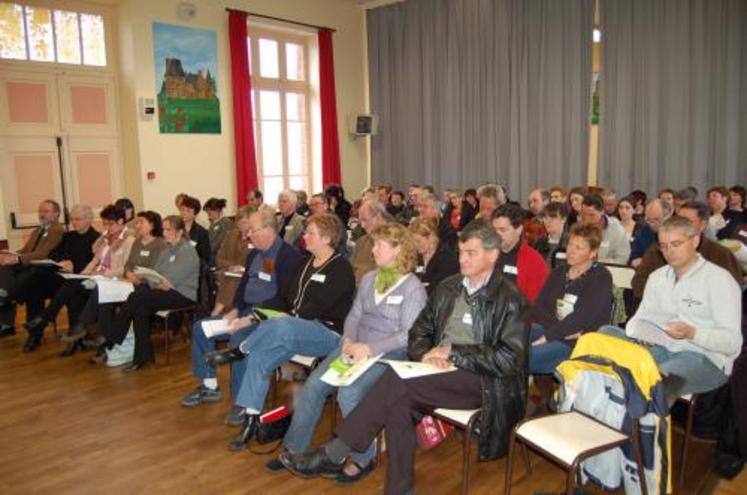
xmin=153 ymin=23 xmax=221 ymax=134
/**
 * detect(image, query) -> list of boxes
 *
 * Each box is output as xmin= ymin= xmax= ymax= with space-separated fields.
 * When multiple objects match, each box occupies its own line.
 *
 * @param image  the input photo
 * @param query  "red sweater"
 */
xmin=516 ymin=242 xmax=549 ymax=303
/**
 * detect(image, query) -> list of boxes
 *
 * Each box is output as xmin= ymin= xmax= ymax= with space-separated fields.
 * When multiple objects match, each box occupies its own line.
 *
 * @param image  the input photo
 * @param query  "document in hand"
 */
xmin=201 ymin=319 xmax=235 ymax=338
xmin=29 ymin=259 xmax=65 ymax=270
xmin=382 ymin=360 xmax=457 ymax=380
xmin=628 ymin=317 xmax=679 ymax=346
xmin=320 ymin=354 xmax=384 ymax=387
xmin=96 ymin=279 xmax=135 ymax=303
xmin=59 ymin=273 xmax=94 ymax=280
xmin=133 ymin=266 xmax=167 ymax=284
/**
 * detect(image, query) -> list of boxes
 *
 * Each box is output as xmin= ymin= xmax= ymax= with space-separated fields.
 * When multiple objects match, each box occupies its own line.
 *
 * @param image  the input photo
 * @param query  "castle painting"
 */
xmin=153 ymin=23 xmax=221 ymax=134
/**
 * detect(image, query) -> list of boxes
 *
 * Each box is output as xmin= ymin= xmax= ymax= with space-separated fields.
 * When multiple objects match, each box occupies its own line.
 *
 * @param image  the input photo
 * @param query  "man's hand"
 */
xmin=156 ymin=279 xmax=174 ymax=291
xmin=229 ymin=315 xmax=255 ymax=334
xmin=58 ymin=260 xmax=74 ymax=273
xmin=423 ymin=357 xmax=453 ymax=369
xmin=664 ymin=321 xmax=695 ymax=340
xmin=0 ymin=254 xmax=19 ymax=266
xmin=532 ymin=335 xmax=547 ymax=346
xmin=421 ymin=345 xmax=452 ymax=367
xmin=224 ymin=309 xmax=239 ymax=324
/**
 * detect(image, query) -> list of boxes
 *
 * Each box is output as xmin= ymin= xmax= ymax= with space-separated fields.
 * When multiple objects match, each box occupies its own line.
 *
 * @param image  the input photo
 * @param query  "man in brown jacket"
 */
xmin=349 ymin=199 xmax=391 ymax=284
xmin=0 ymin=200 xmax=64 ymax=336
xmin=632 ymin=200 xmax=743 ymax=300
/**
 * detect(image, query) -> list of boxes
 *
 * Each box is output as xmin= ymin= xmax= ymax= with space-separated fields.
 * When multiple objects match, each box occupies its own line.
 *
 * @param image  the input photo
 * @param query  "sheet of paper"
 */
xmin=59 ymin=273 xmax=93 ymax=280
xmin=133 ymin=266 xmax=167 ymax=284
xmin=96 ymin=279 xmax=134 ymax=304
xmin=320 ymin=354 xmax=384 ymax=387
xmin=627 ymin=318 xmax=676 ymax=346
xmin=29 ymin=259 xmax=64 ymax=269
xmin=201 ymin=319 xmax=234 ymax=338
xmin=224 ymin=270 xmax=244 ymax=278
xmin=382 ymin=360 xmax=457 ymax=379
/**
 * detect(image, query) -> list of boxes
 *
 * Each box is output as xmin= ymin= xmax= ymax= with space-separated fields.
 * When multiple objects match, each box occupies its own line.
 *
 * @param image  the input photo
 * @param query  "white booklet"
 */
xmin=628 ymin=317 xmax=677 ymax=346
xmin=133 ymin=266 xmax=167 ymax=284
xmin=321 ymin=354 xmax=384 ymax=387
xmin=201 ymin=319 xmax=235 ymax=338
xmin=382 ymin=359 xmax=457 ymax=379
xmin=59 ymin=273 xmax=94 ymax=280
xmin=96 ymin=279 xmax=135 ymax=304
xmin=29 ymin=259 xmax=65 ymax=269
xmin=224 ymin=269 xmax=244 ymax=278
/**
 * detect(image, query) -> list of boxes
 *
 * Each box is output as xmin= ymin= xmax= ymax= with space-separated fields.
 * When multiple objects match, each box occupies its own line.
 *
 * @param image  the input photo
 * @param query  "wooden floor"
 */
xmin=0 ymin=321 xmax=743 ymax=494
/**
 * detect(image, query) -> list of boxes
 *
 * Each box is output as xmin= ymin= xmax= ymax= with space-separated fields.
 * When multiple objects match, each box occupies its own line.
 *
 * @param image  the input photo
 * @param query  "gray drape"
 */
xmin=367 ymin=0 xmax=592 ymax=201
xmin=599 ymin=0 xmax=747 ymax=195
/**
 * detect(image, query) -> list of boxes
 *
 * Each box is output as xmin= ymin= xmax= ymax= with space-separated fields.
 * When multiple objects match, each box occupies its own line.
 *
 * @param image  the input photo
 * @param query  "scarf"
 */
xmin=375 ymin=264 xmax=402 ymax=294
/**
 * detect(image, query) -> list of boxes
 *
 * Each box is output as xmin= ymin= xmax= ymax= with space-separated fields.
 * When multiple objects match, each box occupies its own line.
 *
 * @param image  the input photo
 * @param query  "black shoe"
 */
xmin=224 ymin=405 xmax=247 ymax=426
xmin=228 ymin=414 xmax=258 ymax=451
xmin=23 ymin=316 xmax=45 ymax=334
xmin=181 ymin=385 xmax=223 ymax=407
xmin=0 ymin=324 xmax=15 ymax=338
xmin=60 ymin=323 xmax=87 ymax=343
xmin=266 ymin=457 xmax=285 ymax=472
xmin=206 ymin=347 xmax=244 ymax=367
xmin=336 ymin=462 xmax=375 ymax=485
xmin=59 ymin=340 xmax=81 ymax=357
xmin=22 ymin=331 xmax=42 ymax=353
xmin=279 ymin=448 xmax=346 ymax=479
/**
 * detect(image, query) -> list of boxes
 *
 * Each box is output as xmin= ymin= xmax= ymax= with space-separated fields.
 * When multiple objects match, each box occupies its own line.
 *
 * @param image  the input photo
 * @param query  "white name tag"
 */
xmin=415 ymin=265 xmax=425 ymax=274
xmin=601 ymin=241 xmax=610 ymax=248
xmin=42 ymin=232 xmax=48 ymax=238
xmin=258 ymin=271 xmax=272 ymax=282
xmin=555 ymin=252 xmax=567 ymax=259
xmin=740 ymin=230 xmax=747 ymax=238
xmin=169 ymin=255 xmax=176 ymax=263
xmin=140 ymin=250 xmax=150 ymax=257
xmin=247 ymin=243 xmax=254 ymax=250
xmin=462 ymin=312 xmax=473 ymax=325
xmin=556 ymin=298 xmax=575 ymax=320
xmin=189 ymin=240 xmax=197 ymax=247
xmin=387 ymin=295 xmax=403 ymax=305
xmin=503 ymin=265 xmax=518 ymax=275
xmin=311 ymin=273 xmax=326 ymax=283
xmin=563 ymin=293 xmax=578 ymax=304
xmin=212 ymin=224 xmax=220 ymax=230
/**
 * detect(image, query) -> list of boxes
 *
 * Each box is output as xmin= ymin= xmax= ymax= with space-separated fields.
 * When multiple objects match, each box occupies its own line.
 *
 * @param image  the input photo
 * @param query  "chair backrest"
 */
xmin=602 ymin=263 xmax=636 ymax=290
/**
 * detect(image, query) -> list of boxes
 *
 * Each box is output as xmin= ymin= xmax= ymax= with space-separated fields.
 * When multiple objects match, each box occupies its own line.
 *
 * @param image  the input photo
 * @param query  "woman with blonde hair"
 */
xmin=269 ymin=221 xmax=428 ymax=484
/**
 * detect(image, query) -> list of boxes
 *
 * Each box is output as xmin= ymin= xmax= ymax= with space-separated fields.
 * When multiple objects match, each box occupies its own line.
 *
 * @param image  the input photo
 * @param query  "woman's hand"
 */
xmin=156 ymin=279 xmax=174 ymax=291
xmin=58 ymin=260 xmax=74 ymax=273
xmin=344 ymin=342 xmax=372 ymax=363
xmin=532 ymin=336 xmax=548 ymax=346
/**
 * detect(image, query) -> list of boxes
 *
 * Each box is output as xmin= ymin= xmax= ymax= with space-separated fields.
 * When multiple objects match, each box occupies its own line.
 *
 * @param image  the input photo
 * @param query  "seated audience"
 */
xmin=550 ymin=186 xmax=568 ymax=204
xmin=630 ymin=190 xmax=647 ymax=220
xmin=296 ymin=194 xmax=348 ymax=256
xmin=617 ymin=195 xmax=643 ymax=244
xmin=279 ymin=221 xmax=530 ymax=494
xmin=410 ymin=217 xmax=459 ymax=294
xmin=181 ymin=209 xmax=302 ymax=408
xmin=271 ymin=222 xmax=427 ymax=482
xmin=115 ymin=197 xmax=136 ymax=232
xmin=350 ymin=200 xmax=390 ymax=284
xmin=295 ymin=190 xmax=310 ymax=217
xmin=529 ymin=223 xmax=612 ymax=374
xmin=204 ymin=197 xmax=234 ymax=266
xmin=473 ymin=184 xmax=502 ymax=225
xmin=416 ymin=191 xmax=458 ymax=250
xmin=103 ymin=215 xmax=198 ymax=370
xmin=445 ymin=190 xmax=463 ymax=230
xmin=659 ymin=188 xmax=675 ymax=208
xmin=580 ymin=194 xmax=630 ymax=264
xmin=602 ymin=189 xmax=618 ymax=216
xmin=532 ymin=202 xmax=569 ymax=269
xmin=632 ymin=200 xmax=742 ymax=300
xmin=524 ymin=188 xmax=549 ymax=245
xmin=728 ymin=185 xmax=745 ymax=214
xmin=602 ymin=216 xmax=742 ymax=403
xmin=0 ymin=200 xmax=64 ymax=337
xmin=277 ymin=190 xmax=305 ymax=245
xmin=376 ymin=184 xmax=392 ymax=209
xmin=221 ymin=214 xmax=355 ymax=451
xmin=325 ymin=184 xmax=352 ymax=226
xmin=673 ymin=187 xmax=698 ymax=213
xmin=179 ymin=195 xmax=211 ymax=264
xmin=19 ymin=205 xmax=98 ymax=352
xmin=629 ymin=198 xmax=673 ymax=267
xmin=460 ymin=188 xmax=478 ymax=227
xmin=567 ymin=186 xmax=586 ymax=226
xmin=387 ymin=190 xmax=406 ymax=219
xmin=491 ymin=204 xmax=549 ymax=303
xmin=210 ymin=206 xmax=254 ymax=317
xmin=708 ymin=186 xmax=745 ymax=240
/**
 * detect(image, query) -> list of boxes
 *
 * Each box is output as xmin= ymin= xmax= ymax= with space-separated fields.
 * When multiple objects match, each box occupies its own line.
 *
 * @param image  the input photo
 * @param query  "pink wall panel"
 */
xmin=14 ymin=155 xmax=56 ymax=213
xmin=7 ymin=82 xmax=49 ymax=123
xmin=70 ymin=86 xmax=107 ymax=124
xmin=76 ymin=153 xmax=111 ymax=207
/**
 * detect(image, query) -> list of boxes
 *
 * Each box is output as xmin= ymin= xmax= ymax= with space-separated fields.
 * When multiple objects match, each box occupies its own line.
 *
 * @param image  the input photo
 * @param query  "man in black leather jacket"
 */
xmin=279 ymin=221 xmax=531 ymax=494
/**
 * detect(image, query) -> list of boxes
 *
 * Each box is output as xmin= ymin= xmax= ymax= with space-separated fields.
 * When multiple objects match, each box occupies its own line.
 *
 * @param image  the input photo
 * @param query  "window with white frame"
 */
xmin=248 ymin=26 xmax=313 ymax=204
xmin=0 ymin=2 xmax=106 ymax=66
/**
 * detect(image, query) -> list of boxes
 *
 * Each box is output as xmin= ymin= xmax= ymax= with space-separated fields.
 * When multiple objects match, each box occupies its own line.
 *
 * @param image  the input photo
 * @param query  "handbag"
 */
xmin=415 ymin=415 xmax=454 ymax=451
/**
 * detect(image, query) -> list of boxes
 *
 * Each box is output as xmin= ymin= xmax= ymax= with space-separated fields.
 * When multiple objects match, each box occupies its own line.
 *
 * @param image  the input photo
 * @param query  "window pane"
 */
xmin=263 ymin=176 xmax=284 ymax=206
xmin=25 ymin=6 xmax=54 ymax=62
xmin=258 ymin=38 xmax=278 ymax=78
xmin=287 ymin=122 xmax=306 ymax=175
xmin=0 ymin=3 xmax=27 ymax=60
xmin=259 ymin=90 xmax=280 ymax=120
xmin=54 ymin=10 xmax=81 ymax=64
xmin=289 ymin=176 xmax=307 ymax=193
xmin=80 ymin=13 xmax=106 ymax=66
xmin=285 ymin=43 xmax=304 ymax=81
xmin=261 ymin=121 xmax=283 ymax=175
xmin=286 ymin=93 xmax=305 ymax=122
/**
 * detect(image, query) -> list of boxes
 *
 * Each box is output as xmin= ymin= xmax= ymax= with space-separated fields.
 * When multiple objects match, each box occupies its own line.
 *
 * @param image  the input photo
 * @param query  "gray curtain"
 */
xmin=599 ymin=0 xmax=747 ymax=195
xmin=367 ymin=0 xmax=592 ymax=201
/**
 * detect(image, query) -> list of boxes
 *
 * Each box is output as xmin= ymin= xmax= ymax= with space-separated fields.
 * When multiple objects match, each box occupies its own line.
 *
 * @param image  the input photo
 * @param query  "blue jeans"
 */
xmin=599 ymin=326 xmax=728 ymax=398
xmin=235 ymin=317 xmax=341 ymax=412
xmin=283 ymin=347 xmax=407 ymax=466
xmin=191 ymin=315 xmax=258 ymax=396
xmin=528 ymin=324 xmax=574 ymax=375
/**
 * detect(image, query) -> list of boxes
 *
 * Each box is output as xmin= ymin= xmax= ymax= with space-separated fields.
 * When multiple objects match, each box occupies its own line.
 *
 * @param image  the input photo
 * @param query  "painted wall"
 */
xmin=117 ymin=0 xmax=369 ymax=216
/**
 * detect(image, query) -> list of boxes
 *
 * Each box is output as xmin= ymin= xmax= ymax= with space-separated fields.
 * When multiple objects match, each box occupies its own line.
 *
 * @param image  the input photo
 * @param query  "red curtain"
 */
xmin=228 ymin=10 xmax=258 ymax=206
xmin=318 ymin=29 xmax=342 ymax=186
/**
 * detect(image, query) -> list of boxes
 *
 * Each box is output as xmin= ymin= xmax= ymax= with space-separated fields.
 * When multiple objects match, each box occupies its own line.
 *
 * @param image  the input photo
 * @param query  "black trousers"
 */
xmin=107 ymin=285 xmax=193 ymax=365
xmin=78 ymin=287 xmax=116 ymax=338
xmin=0 ymin=265 xmax=49 ymax=327
xmin=336 ymin=367 xmax=482 ymax=495
xmin=16 ymin=268 xmax=63 ymax=322
xmin=35 ymin=279 xmax=90 ymax=329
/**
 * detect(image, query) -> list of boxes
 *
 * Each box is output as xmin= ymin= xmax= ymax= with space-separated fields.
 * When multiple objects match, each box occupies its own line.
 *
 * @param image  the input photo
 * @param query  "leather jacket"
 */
xmin=408 ymin=269 xmax=531 ymax=460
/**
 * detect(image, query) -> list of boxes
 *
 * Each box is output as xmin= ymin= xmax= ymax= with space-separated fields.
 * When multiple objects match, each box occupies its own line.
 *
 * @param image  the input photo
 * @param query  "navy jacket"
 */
xmin=233 ymin=241 xmax=303 ymax=313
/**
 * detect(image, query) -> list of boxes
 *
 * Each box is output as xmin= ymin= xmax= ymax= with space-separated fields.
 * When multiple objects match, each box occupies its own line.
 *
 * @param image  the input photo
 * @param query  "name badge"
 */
xmin=140 ymin=250 xmax=150 ymax=257
xmin=311 ymin=273 xmax=326 ymax=283
xmin=247 ymin=243 xmax=254 ymax=250
xmin=189 ymin=240 xmax=197 ymax=247
xmin=563 ymin=293 xmax=578 ymax=304
xmin=601 ymin=241 xmax=610 ymax=248
xmin=462 ymin=312 xmax=473 ymax=325
xmin=169 ymin=255 xmax=176 ymax=263
xmin=212 ymin=224 xmax=220 ymax=231
xmin=503 ymin=265 xmax=518 ymax=275
xmin=387 ymin=295 xmax=403 ymax=305
xmin=258 ymin=271 xmax=272 ymax=282
xmin=415 ymin=265 xmax=425 ymax=274
xmin=555 ymin=251 xmax=567 ymax=260
xmin=42 ymin=232 xmax=48 ymax=238
xmin=556 ymin=298 xmax=575 ymax=320
xmin=740 ymin=230 xmax=747 ymax=239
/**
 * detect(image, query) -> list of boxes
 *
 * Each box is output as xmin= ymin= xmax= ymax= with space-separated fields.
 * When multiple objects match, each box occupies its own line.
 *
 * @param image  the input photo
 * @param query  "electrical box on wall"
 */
xmin=139 ymin=97 xmax=155 ymax=121
xmin=349 ymin=114 xmax=378 ymax=138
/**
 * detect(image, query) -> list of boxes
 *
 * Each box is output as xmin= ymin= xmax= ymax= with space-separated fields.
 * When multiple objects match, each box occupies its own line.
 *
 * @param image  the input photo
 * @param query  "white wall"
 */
xmin=117 ymin=0 xmax=369 ymax=216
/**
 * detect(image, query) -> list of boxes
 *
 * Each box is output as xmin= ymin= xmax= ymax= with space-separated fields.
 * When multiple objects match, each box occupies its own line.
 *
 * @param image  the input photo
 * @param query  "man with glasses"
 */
xmin=296 ymin=194 xmax=347 ymax=256
xmin=180 ymin=209 xmax=302 ymax=417
xmin=629 ymin=198 xmax=673 ymax=267
xmin=602 ymin=216 xmax=741 ymax=403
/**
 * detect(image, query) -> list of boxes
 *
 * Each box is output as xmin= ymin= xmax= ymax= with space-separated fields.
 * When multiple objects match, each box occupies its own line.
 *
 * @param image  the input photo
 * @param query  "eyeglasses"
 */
xmin=247 ymin=225 xmax=267 ymax=236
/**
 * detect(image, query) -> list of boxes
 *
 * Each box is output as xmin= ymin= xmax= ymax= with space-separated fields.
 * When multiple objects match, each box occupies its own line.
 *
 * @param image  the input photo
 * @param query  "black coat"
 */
xmin=408 ymin=270 xmax=531 ymax=460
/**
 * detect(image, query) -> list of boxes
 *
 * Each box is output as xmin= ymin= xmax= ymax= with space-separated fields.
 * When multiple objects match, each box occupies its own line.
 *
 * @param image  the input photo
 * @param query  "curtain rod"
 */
xmin=225 ymin=8 xmax=336 ymax=33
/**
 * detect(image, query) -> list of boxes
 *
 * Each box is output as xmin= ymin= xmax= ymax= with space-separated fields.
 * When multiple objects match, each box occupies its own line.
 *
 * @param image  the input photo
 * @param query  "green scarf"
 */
xmin=375 ymin=264 xmax=403 ymax=293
